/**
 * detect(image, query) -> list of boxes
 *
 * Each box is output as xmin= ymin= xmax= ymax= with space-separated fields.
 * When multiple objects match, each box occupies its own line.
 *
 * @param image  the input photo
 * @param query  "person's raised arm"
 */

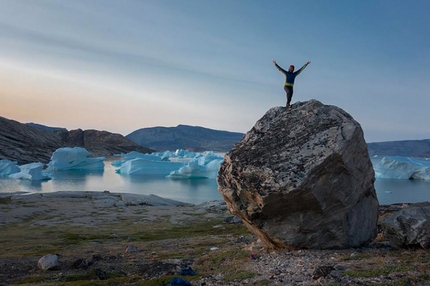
xmin=295 ymin=60 xmax=311 ymax=75
xmin=273 ymin=60 xmax=286 ymax=74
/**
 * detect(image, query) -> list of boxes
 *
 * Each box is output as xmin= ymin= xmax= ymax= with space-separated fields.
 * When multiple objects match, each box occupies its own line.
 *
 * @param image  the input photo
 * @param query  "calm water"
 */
xmin=0 ymin=162 xmax=222 ymax=204
xmin=0 ymin=161 xmax=429 ymax=205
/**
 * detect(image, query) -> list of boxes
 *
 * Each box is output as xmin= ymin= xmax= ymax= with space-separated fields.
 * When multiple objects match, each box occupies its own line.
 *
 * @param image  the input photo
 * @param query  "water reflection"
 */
xmin=374 ymin=178 xmax=430 ymax=205
xmin=0 ymin=163 xmax=222 ymax=204
xmin=1 ymin=160 xmax=429 ymax=205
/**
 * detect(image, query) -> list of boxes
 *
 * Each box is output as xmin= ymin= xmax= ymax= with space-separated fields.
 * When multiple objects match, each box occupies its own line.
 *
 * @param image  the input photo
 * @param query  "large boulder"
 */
xmin=217 ymin=100 xmax=379 ymax=250
xmin=380 ymin=202 xmax=430 ymax=249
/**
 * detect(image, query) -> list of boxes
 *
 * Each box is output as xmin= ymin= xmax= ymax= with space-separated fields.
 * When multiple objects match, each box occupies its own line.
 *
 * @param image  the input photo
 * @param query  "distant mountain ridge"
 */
xmin=2 ymin=115 xmax=429 ymax=165
xmin=25 ymin=122 xmax=67 ymax=132
xmin=367 ymin=139 xmax=430 ymax=158
xmin=126 ymin=124 xmax=244 ymax=152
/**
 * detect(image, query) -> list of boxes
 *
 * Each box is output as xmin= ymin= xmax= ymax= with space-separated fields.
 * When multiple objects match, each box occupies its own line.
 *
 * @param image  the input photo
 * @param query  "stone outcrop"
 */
xmin=0 ymin=116 xmax=65 ymax=164
xmin=217 ymin=100 xmax=379 ymax=250
xmin=0 ymin=116 xmax=153 ymax=164
xmin=380 ymin=202 xmax=430 ymax=249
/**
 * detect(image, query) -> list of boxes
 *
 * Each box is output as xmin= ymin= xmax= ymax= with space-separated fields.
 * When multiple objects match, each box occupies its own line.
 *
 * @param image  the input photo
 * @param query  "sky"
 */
xmin=0 ymin=0 xmax=429 ymax=143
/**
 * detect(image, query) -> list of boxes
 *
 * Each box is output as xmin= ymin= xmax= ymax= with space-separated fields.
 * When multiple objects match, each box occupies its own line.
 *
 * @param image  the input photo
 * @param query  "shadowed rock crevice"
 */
xmin=217 ymin=99 xmax=379 ymax=250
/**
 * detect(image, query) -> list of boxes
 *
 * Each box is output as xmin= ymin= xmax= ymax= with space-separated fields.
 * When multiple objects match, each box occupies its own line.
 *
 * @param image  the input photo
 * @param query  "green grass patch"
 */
xmin=129 ymin=219 xmax=249 ymax=242
xmin=343 ymin=262 xmax=415 ymax=278
xmin=194 ymin=246 xmax=257 ymax=282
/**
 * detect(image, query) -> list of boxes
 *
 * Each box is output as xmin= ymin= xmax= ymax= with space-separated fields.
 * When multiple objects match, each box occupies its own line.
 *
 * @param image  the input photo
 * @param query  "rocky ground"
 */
xmin=0 ymin=191 xmax=429 ymax=285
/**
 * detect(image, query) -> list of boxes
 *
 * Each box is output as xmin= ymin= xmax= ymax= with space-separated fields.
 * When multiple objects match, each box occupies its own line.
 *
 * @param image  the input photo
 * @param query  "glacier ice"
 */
xmin=167 ymin=152 xmax=224 ymax=179
xmin=48 ymin=147 xmax=105 ymax=171
xmin=0 ymin=159 xmax=20 ymax=177
xmin=9 ymin=162 xmax=52 ymax=181
xmin=115 ymin=149 xmax=224 ymax=179
xmin=114 ymin=150 xmax=185 ymax=175
xmin=123 ymin=151 xmax=169 ymax=162
xmin=374 ymin=156 xmax=430 ymax=181
xmin=116 ymin=158 xmax=185 ymax=175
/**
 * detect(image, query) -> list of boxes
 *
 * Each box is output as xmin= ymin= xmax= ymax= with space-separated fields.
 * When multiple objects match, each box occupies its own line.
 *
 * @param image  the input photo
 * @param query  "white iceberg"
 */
xmin=114 ymin=149 xmax=223 ymax=177
xmin=374 ymin=156 xmax=430 ymax=181
xmin=113 ymin=149 xmax=195 ymax=172
xmin=116 ymin=157 xmax=185 ymax=175
xmin=123 ymin=151 xmax=168 ymax=162
xmin=9 ymin=162 xmax=52 ymax=181
xmin=47 ymin=147 xmax=105 ymax=171
xmin=0 ymin=159 xmax=20 ymax=177
xmin=173 ymin=149 xmax=196 ymax=158
xmin=167 ymin=152 xmax=224 ymax=179
xmin=112 ymin=151 xmax=171 ymax=168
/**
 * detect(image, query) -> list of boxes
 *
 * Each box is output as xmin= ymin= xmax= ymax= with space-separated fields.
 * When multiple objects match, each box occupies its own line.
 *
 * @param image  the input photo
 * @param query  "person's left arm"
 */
xmin=295 ymin=61 xmax=311 ymax=76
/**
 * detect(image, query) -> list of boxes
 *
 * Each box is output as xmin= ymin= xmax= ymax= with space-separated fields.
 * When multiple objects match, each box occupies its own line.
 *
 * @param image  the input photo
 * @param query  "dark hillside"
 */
xmin=126 ymin=124 xmax=244 ymax=152
xmin=0 ymin=116 xmax=153 ymax=164
xmin=367 ymin=139 xmax=430 ymax=157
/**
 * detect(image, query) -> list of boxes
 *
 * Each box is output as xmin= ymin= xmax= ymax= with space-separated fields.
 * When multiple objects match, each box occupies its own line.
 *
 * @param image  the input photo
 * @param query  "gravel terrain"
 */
xmin=0 ymin=191 xmax=428 ymax=285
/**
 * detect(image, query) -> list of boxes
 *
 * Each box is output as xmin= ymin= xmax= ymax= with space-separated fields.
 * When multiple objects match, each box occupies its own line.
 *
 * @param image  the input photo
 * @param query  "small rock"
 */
xmin=95 ymin=268 xmax=108 ymax=280
xmin=72 ymin=258 xmax=92 ymax=269
xmin=312 ymin=265 xmax=335 ymax=280
xmin=92 ymin=254 xmax=102 ymax=261
xmin=224 ymin=216 xmax=243 ymax=224
xmin=330 ymin=269 xmax=342 ymax=280
xmin=124 ymin=244 xmax=138 ymax=253
xmin=37 ymin=254 xmax=60 ymax=270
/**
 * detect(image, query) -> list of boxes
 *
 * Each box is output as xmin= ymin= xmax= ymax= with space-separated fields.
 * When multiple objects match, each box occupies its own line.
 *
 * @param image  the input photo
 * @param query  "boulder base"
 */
xmin=381 ymin=202 xmax=430 ymax=249
xmin=217 ymin=100 xmax=379 ymax=249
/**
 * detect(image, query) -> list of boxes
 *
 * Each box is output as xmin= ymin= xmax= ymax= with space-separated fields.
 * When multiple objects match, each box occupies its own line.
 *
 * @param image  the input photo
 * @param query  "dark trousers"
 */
xmin=284 ymin=86 xmax=293 ymax=106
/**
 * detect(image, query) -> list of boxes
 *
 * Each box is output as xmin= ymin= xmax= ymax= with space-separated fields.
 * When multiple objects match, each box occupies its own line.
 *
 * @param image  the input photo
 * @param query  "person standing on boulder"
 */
xmin=273 ymin=60 xmax=311 ymax=108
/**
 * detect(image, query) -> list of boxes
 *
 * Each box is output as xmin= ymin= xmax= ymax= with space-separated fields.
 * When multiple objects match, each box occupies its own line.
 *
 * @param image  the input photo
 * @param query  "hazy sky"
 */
xmin=1 ymin=0 xmax=429 ymax=143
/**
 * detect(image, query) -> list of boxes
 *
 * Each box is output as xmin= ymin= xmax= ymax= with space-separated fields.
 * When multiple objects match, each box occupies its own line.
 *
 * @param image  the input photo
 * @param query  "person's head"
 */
xmin=288 ymin=65 xmax=294 ymax=72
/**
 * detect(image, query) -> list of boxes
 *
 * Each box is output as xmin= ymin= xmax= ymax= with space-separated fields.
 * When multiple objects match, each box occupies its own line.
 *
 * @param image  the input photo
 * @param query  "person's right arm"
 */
xmin=273 ymin=60 xmax=287 ymax=75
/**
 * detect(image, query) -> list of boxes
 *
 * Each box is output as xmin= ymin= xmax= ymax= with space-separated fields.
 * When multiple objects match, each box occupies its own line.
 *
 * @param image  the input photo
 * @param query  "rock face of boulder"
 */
xmin=217 ymin=100 xmax=379 ymax=250
xmin=380 ymin=202 xmax=430 ymax=249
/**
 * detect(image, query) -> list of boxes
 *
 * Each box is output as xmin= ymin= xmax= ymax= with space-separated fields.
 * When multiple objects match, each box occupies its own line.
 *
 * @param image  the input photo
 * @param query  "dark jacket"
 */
xmin=275 ymin=63 xmax=308 ymax=87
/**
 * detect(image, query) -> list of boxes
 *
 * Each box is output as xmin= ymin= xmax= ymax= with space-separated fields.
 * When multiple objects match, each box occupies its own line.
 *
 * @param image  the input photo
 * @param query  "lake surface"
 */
xmin=0 ymin=161 xmax=429 ymax=205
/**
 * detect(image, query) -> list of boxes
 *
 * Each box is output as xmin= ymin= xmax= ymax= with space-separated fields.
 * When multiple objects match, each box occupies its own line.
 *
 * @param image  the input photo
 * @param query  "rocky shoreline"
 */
xmin=0 ymin=191 xmax=429 ymax=285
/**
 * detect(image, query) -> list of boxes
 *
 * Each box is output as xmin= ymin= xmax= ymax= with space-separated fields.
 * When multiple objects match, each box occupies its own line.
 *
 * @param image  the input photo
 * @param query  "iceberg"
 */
xmin=47 ymin=147 xmax=105 ymax=171
xmin=116 ymin=157 xmax=185 ymax=175
xmin=112 ymin=151 xmax=173 ymax=168
xmin=374 ymin=156 xmax=430 ymax=181
xmin=0 ymin=159 xmax=20 ymax=177
xmin=9 ymin=162 xmax=52 ymax=181
xmin=114 ymin=149 xmax=222 ymax=177
xmin=123 ymin=151 xmax=169 ymax=162
xmin=167 ymin=152 xmax=224 ymax=179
